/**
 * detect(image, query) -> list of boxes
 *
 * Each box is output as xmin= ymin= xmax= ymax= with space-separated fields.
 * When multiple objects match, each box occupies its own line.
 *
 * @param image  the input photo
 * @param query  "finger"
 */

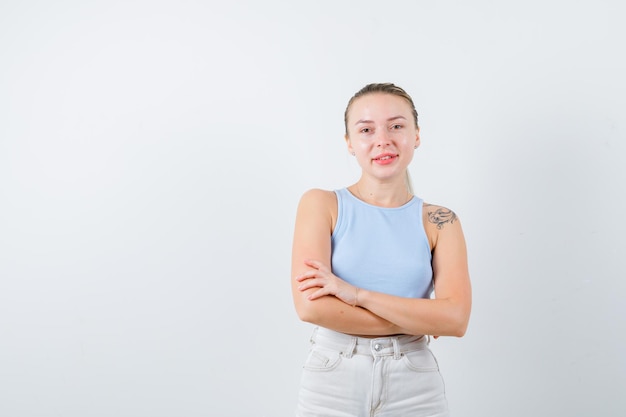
xmin=307 ymin=287 xmax=329 ymax=300
xmin=297 ymin=279 xmax=323 ymax=291
xmin=295 ymin=269 xmax=320 ymax=281
xmin=303 ymin=259 xmax=323 ymax=269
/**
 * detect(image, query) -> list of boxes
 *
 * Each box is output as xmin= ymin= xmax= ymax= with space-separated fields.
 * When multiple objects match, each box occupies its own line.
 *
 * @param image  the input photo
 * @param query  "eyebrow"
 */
xmin=354 ymin=115 xmax=407 ymax=125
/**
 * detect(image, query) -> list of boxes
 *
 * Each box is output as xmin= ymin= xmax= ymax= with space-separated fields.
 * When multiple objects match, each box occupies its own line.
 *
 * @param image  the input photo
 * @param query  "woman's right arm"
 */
xmin=291 ymin=189 xmax=401 ymax=336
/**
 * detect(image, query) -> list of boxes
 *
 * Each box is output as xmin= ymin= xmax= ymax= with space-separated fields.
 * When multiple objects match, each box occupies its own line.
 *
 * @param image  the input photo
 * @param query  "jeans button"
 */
xmin=373 ymin=343 xmax=382 ymax=352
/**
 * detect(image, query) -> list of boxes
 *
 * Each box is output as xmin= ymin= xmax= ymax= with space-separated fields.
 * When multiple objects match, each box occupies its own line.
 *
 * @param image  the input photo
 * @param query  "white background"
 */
xmin=1 ymin=1 xmax=625 ymax=416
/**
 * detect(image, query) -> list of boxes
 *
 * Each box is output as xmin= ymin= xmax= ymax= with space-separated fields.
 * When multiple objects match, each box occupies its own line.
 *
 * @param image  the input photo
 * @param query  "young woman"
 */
xmin=291 ymin=83 xmax=472 ymax=417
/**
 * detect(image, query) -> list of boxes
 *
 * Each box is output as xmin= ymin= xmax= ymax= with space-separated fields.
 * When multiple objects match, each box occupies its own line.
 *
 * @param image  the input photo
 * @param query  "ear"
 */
xmin=345 ymin=134 xmax=353 ymax=154
xmin=414 ymin=127 xmax=421 ymax=149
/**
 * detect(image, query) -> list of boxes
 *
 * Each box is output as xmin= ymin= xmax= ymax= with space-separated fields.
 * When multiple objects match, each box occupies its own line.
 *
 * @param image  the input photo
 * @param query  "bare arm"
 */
xmin=297 ymin=204 xmax=471 ymax=337
xmin=291 ymin=189 xmax=402 ymax=335
xmin=354 ymin=210 xmax=471 ymax=336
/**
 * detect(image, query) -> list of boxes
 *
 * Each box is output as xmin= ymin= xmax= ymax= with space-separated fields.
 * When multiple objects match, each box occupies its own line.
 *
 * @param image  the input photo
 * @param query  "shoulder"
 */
xmin=295 ymin=189 xmax=338 ymax=234
xmin=422 ymin=202 xmax=462 ymax=251
xmin=297 ymin=188 xmax=338 ymax=220
xmin=298 ymin=188 xmax=337 ymax=210
xmin=422 ymin=203 xmax=459 ymax=230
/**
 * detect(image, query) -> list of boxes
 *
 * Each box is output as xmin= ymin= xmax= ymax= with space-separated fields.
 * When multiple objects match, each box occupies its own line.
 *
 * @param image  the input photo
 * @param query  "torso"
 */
xmin=321 ymin=189 xmax=440 ymax=253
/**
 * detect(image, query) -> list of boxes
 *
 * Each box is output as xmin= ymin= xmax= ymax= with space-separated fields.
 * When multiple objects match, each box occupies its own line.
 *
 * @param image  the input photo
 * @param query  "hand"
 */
xmin=296 ymin=259 xmax=359 ymax=306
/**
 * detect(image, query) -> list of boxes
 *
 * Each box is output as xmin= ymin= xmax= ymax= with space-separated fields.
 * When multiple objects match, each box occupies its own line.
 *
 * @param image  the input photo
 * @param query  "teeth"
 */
xmin=378 ymin=156 xmax=392 ymax=160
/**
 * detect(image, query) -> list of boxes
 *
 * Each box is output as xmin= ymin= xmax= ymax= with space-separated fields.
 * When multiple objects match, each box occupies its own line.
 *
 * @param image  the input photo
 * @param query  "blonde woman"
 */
xmin=291 ymin=83 xmax=471 ymax=416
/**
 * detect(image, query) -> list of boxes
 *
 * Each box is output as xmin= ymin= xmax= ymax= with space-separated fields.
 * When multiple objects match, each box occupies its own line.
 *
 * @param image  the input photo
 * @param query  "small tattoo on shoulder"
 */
xmin=425 ymin=205 xmax=457 ymax=229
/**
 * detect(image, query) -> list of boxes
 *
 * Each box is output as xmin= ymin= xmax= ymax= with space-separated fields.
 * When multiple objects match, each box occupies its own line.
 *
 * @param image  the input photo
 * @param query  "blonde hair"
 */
xmin=344 ymin=83 xmax=419 ymax=135
xmin=344 ymin=83 xmax=419 ymax=194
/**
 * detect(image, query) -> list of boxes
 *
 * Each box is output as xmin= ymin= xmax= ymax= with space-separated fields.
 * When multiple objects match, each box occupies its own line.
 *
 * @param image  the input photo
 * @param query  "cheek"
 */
xmin=354 ymin=140 xmax=373 ymax=151
xmin=400 ymin=135 xmax=417 ymax=147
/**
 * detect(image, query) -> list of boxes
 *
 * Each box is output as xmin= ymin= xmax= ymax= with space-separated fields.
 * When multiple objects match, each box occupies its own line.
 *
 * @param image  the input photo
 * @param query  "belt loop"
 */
xmin=343 ymin=336 xmax=356 ymax=358
xmin=392 ymin=338 xmax=400 ymax=360
xmin=310 ymin=327 xmax=318 ymax=345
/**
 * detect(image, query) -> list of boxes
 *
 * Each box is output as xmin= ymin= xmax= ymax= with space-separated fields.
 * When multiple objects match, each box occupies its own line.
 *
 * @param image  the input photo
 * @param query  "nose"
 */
xmin=375 ymin=130 xmax=391 ymax=147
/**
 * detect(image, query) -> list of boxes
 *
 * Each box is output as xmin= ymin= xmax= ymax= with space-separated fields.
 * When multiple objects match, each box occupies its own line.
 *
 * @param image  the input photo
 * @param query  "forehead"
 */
xmin=347 ymin=93 xmax=412 ymax=122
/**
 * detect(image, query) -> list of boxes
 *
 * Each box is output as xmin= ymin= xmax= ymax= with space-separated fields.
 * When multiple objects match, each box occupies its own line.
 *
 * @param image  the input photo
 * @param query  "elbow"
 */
xmin=442 ymin=322 xmax=467 ymax=338
xmin=451 ymin=312 xmax=470 ymax=337
xmin=296 ymin=308 xmax=315 ymax=324
xmin=451 ymin=322 xmax=468 ymax=338
xmin=294 ymin=289 xmax=334 ymax=325
xmin=294 ymin=298 xmax=320 ymax=325
xmin=444 ymin=305 xmax=470 ymax=337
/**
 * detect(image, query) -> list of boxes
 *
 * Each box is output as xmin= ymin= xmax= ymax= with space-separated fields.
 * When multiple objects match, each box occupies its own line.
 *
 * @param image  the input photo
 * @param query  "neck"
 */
xmin=351 ymin=179 xmax=412 ymax=208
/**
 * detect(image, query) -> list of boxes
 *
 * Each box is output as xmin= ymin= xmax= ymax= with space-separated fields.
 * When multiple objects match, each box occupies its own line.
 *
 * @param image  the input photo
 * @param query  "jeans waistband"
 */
xmin=310 ymin=327 xmax=429 ymax=359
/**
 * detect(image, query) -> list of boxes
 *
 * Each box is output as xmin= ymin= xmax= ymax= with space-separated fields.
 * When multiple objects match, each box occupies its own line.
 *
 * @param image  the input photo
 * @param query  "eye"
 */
xmin=360 ymin=127 xmax=371 ymax=133
xmin=391 ymin=124 xmax=403 ymax=130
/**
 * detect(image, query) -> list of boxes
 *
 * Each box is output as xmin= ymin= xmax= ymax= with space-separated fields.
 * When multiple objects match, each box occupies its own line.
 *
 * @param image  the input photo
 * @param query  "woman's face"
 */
xmin=345 ymin=93 xmax=420 ymax=181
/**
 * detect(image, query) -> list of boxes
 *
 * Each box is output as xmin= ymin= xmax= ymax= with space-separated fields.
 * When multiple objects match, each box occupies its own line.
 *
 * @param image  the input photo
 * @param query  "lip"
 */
xmin=372 ymin=153 xmax=398 ymax=165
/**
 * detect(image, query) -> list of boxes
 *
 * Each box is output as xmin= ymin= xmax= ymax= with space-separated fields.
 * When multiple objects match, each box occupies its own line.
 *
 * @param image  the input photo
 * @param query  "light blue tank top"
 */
xmin=331 ymin=188 xmax=433 ymax=299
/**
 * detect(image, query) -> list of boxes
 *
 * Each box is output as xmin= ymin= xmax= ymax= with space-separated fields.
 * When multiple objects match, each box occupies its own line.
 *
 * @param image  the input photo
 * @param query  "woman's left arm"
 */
xmin=359 ymin=215 xmax=471 ymax=336
xmin=297 ymin=212 xmax=472 ymax=337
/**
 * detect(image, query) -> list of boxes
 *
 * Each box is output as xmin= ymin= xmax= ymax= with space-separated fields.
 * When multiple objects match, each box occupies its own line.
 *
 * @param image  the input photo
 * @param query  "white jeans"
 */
xmin=296 ymin=327 xmax=450 ymax=417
